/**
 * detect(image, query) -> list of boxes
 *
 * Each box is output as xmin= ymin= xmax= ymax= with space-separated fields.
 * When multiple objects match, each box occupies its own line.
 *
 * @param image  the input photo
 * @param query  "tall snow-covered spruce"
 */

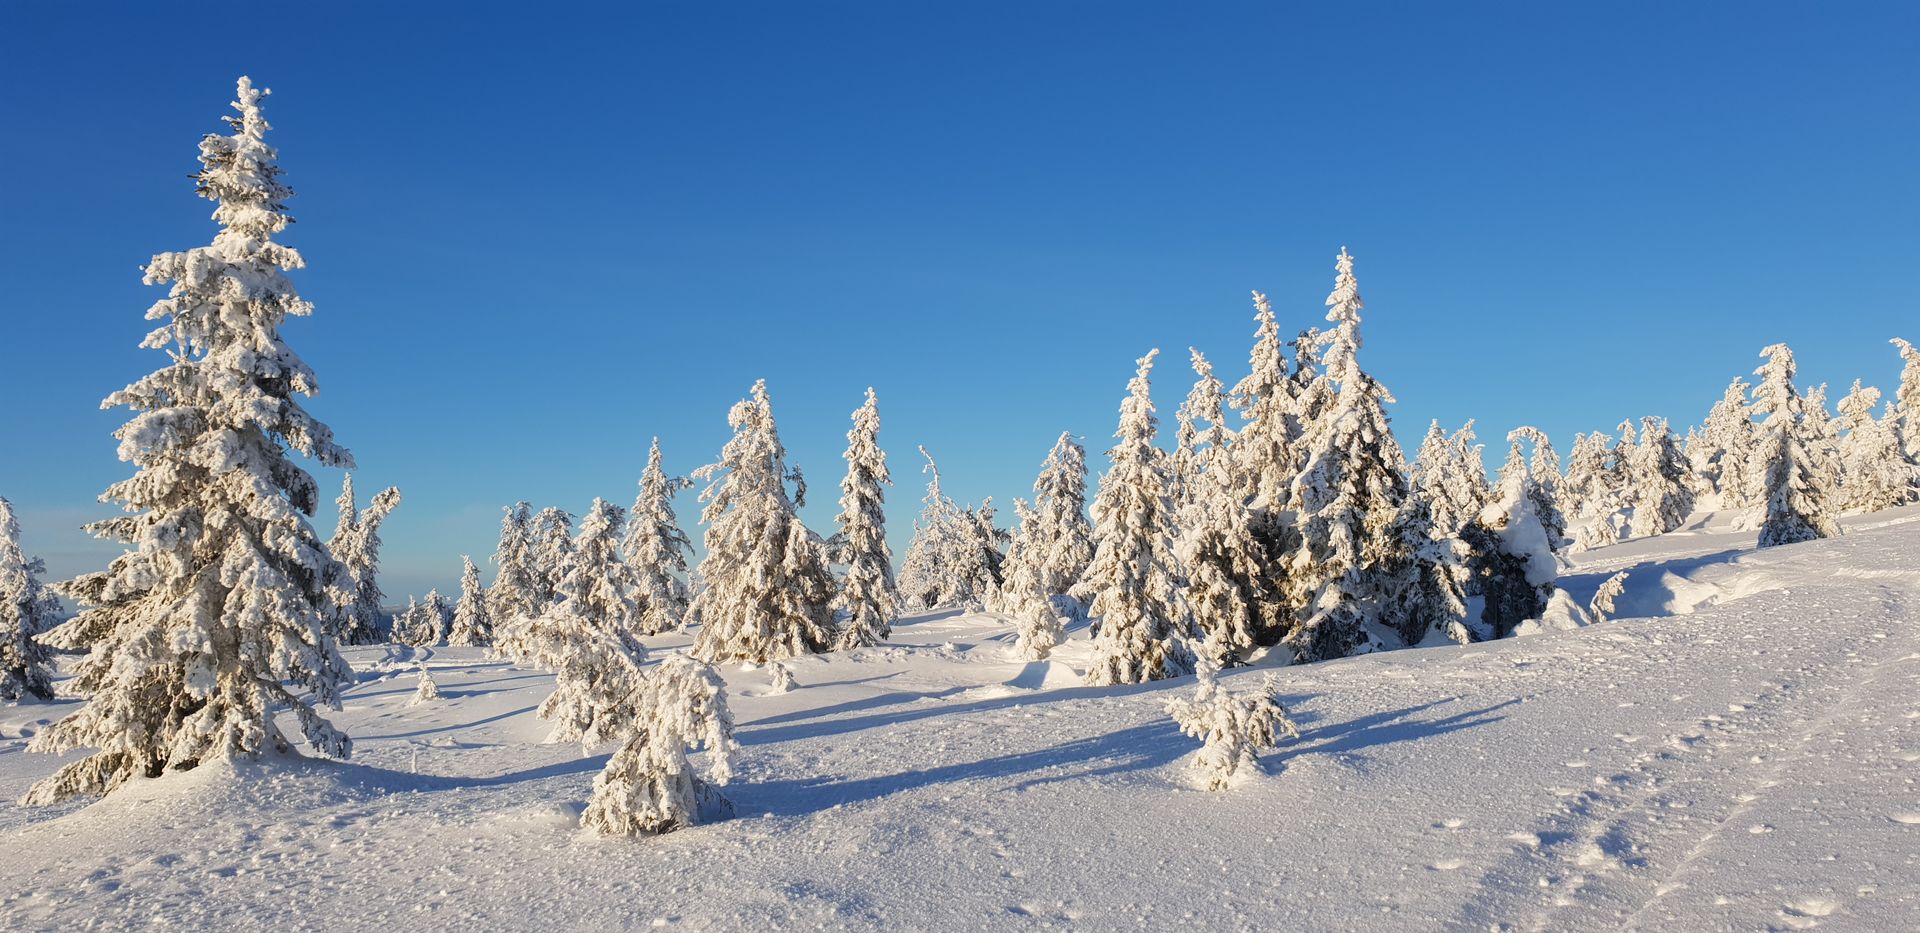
xmin=1281 ymin=248 xmax=1412 ymax=662
xmin=1748 ymin=344 xmax=1840 ymax=547
xmin=689 ymin=381 xmax=836 ymax=664
xmin=0 ymin=498 xmax=58 ymax=702
xmin=1074 ymin=349 xmax=1196 ymax=685
xmin=25 ymin=78 xmax=355 ymax=803
xmin=625 ymin=439 xmax=694 ymax=635
xmin=489 ymin=502 xmax=542 ymax=661
xmin=832 ymin=388 xmax=897 ymax=649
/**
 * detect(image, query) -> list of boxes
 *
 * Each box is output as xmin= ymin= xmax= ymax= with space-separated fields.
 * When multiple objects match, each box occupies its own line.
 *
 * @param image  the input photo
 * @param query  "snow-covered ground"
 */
xmin=2 ymin=507 xmax=1917 ymax=931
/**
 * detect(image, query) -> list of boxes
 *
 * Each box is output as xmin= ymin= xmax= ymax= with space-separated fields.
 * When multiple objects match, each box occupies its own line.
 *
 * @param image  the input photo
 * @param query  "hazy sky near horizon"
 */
xmin=2 ymin=2 xmax=1916 ymax=599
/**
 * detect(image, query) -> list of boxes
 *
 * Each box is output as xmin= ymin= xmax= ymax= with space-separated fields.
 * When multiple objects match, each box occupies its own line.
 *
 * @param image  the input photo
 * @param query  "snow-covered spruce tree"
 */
xmin=1802 ymin=383 xmax=1845 ymax=498
xmin=1561 ymin=431 xmax=1610 ymax=523
xmin=896 ymin=447 xmax=969 ymax=611
xmin=1025 ymin=432 xmax=1096 ymax=602
xmin=1410 ymin=420 xmax=1487 ymax=540
xmin=831 ymin=389 xmax=897 ymax=650
xmin=410 ymin=663 xmax=440 ymax=705
xmin=1461 ymin=429 xmax=1563 ymax=638
xmin=1837 ymin=391 xmax=1920 ymax=513
xmin=0 ymin=498 xmax=58 ymax=702
xmin=23 ymin=78 xmax=355 ymax=804
xmin=1073 ymin=349 xmax=1197 ymax=685
xmin=538 ymin=498 xmax=640 ymax=657
xmin=1164 ymin=666 xmax=1300 ymax=791
xmin=1625 ymin=418 xmax=1695 ymax=538
xmin=1173 ymin=348 xmax=1233 ymax=506
xmin=1747 ymin=344 xmax=1841 ymax=546
xmin=767 ymin=659 xmax=796 ymax=694
xmin=689 ymin=381 xmax=837 ymax=664
xmin=1229 ymin=291 xmax=1303 ymax=512
xmin=532 ymin=506 xmax=577 ymax=605
xmin=956 ymin=499 xmax=1008 ymax=608
xmin=1280 ymin=248 xmax=1410 ymax=662
xmin=448 ymin=555 xmax=492 ymax=646
xmin=327 ymin=476 xmax=401 ymax=646
xmin=626 ymin=439 xmax=694 ymax=636
xmin=1177 ymin=452 xmax=1273 ymax=666
xmin=1893 ymin=338 xmax=1920 ymax=463
xmin=1695 ymin=377 xmax=1758 ymax=503
xmin=1291 ymin=327 xmax=1334 ymax=451
xmin=421 ymin=589 xmax=450 ymax=645
xmin=1379 ymin=485 xmax=1474 ymax=646
xmin=488 ymin=502 xmax=542 ymax=661
xmin=580 ymin=654 xmax=738 ymax=837
xmin=391 ymin=596 xmax=422 ymax=645
xmin=1588 ymin=571 xmax=1629 ymax=623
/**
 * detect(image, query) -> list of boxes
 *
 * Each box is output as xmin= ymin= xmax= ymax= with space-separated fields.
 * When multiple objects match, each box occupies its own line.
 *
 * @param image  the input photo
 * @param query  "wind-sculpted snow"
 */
xmin=0 ymin=507 xmax=1917 ymax=929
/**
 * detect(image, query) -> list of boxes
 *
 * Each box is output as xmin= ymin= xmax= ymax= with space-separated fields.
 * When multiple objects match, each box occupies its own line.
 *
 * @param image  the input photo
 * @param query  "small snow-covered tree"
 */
xmin=1561 ymin=431 xmax=1611 ymax=523
xmin=410 ymin=663 xmax=440 ymax=705
xmin=581 ymin=654 xmax=738 ymax=837
xmin=328 ymin=476 xmax=401 ymax=646
xmin=1626 ymin=418 xmax=1695 ymax=538
xmin=1463 ymin=428 xmax=1563 ymax=638
xmin=1746 ymin=344 xmax=1841 ymax=546
xmin=532 ymin=507 xmax=577 ymax=605
xmin=626 ymin=438 xmax=693 ymax=636
xmin=1411 ymin=420 xmax=1488 ymax=541
xmin=955 ymin=499 xmax=1007 ymax=608
xmin=896 ymin=447 xmax=970 ymax=611
xmin=0 ymin=498 xmax=57 ymax=702
xmin=1074 ymin=349 xmax=1197 ymax=685
xmin=1164 ymin=666 xmax=1300 ymax=791
xmin=1173 ymin=348 xmax=1233 ymax=505
xmin=421 ymin=589 xmax=450 ymax=645
xmin=567 ymin=499 xmax=641 ymax=637
xmin=1588 ymin=571 xmax=1629 ymax=622
xmin=24 ymin=78 xmax=356 ymax=804
xmin=689 ymin=381 xmax=837 ymax=664
xmin=767 ymin=660 xmax=796 ymax=694
xmin=391 ymin=596 xmax=423 ymax=645
xmin=829 ymin=391 xmax=894 ymax=648
xmin=1280 ymin=249 xmax=1410 ymax=662
xmin=1024 ymin=432 xmax=1096 ymax=602
xmin=448 ymin=555 xmax=492 ymax=646
xmin=489 ymin=502 xmax=542 ymax=661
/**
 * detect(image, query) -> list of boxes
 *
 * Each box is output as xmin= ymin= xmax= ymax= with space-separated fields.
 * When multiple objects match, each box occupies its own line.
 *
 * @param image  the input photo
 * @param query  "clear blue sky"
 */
xmin=2 ymin=2 xmax=1916 ymax=600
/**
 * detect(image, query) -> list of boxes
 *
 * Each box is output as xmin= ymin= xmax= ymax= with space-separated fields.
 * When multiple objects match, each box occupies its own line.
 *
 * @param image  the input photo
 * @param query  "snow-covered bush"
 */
xmin=1588 ymin=571 xmax=1629 ymax=622
xmin=411 ymin=664 xmax=440 ymax=705
xmin=580 ymin=654 xmax=738 ymax=837
xmin=1165 ymin=666 xmax=1300 ymax=791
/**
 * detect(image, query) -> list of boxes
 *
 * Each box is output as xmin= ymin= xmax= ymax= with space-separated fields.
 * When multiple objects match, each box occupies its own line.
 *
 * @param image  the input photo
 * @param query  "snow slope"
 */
xmin=1 ymin=507 xmax=1917 ymax=930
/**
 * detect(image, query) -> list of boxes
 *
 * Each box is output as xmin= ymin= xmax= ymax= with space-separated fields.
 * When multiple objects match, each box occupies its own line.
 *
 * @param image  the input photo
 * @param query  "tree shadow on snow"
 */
xmin=738 ymin=677 xmax=1195 ymax=748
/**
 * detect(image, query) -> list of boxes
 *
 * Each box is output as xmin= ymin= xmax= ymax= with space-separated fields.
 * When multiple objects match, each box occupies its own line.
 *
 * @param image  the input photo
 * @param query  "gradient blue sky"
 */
xmin=2 ymin=2 xmax=1916 ymax=600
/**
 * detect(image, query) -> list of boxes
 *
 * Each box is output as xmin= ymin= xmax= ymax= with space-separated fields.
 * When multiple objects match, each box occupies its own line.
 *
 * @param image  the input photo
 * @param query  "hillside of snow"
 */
xmin=1 ymin=506 xmax=1917 ymax=930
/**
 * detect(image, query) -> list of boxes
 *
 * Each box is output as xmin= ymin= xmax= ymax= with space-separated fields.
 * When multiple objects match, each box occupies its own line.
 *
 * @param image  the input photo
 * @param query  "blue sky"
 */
xmin=2 ymin=2 xmax=1916 ymax=600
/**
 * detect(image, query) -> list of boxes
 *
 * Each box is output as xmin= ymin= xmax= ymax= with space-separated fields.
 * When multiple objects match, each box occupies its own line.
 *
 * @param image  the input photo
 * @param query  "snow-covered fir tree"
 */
xmin=448 ymin=554 xmax=492 ymax=646
xmin=689 ymin=381 xmax=837 ymax=664
xmin=955 ymin=499 xmax=1008 ymax=608
xmin=488 ymin=501 xmax=542 ymax=661
xmin=0 ymin=498 xmax=57 ymax=702
xmin=1892 ymin=337 xmax=1920 ymax=463
xmin=626 ymin=439 xmax=693 ymax=636
xmin=23 ymin=78 xmax=355 ymax=804
xmin=421 ymin=589 xmax=450 ymax=645
xmin=1022 ymin=432 xmax=1096 ymax=603
xmin=1802 ymin=383 xmax=1845 ymax=497
xmin=1173 ymin=348 xmax=1233 ymax=505
xmin=410 ymin=663 xmax=440 ymax=705
xmin=1836 ymin=388 xmax=1920 ymax=513
xmin=327 ymin=475 xmax=401 ymax=646
xmin=1410 ymin=420 xmax=1488 ymax=540
xmin=1164 ymin=666 xmax=1300 ymax=791
xmin=1694 ymin=377 xmax=1758 ymax=504
xmin=539 ymin=498 xmax=640 ymax=656
xmin=1626 ymin=418 xmax=1696 ymax=538
xmin=1074 ymin=349 xmax=1197 ymax=685
xmin=391 ymin=596 xmax=423 ymax=645
xmin=1561 ymin=431 xmax=1611 ymax=524
xmin=1462 ymin=428 xmax=1564 ymax=638
xmin=580 ymin=654 xmax=738 ymax=837
xmin=832 ymin=389 xmax=897 ymax=649
xmin=1177 ymin=449 xmax=1270 ymax=666
xmin=1747 ymin=344 xmax=1841 ymax=547
xmin=1229 ymin=291 xmax=1303 ymax=512
xmin=1280 ymin=249 xmax=1411 ymax=662
xmin=1378 ymin=485 xmax=1474 ymax=646
xmin=532 ymin=506 xmax=577 ymax=605
xmin=766 ymin=660 xmax=796 ymax=695
xmin=896 ymin=447 xmax=970 ymax=611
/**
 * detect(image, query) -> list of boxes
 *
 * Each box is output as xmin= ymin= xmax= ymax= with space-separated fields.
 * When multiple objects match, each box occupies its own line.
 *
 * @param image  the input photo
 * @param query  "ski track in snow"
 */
xmin=0 ymin=507 xmax=1917 ymax=930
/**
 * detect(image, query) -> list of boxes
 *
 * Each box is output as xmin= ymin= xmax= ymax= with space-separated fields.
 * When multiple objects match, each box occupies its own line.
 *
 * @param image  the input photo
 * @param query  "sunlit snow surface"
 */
xmin=1 ymin=506 xmax=1917 ymax=930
